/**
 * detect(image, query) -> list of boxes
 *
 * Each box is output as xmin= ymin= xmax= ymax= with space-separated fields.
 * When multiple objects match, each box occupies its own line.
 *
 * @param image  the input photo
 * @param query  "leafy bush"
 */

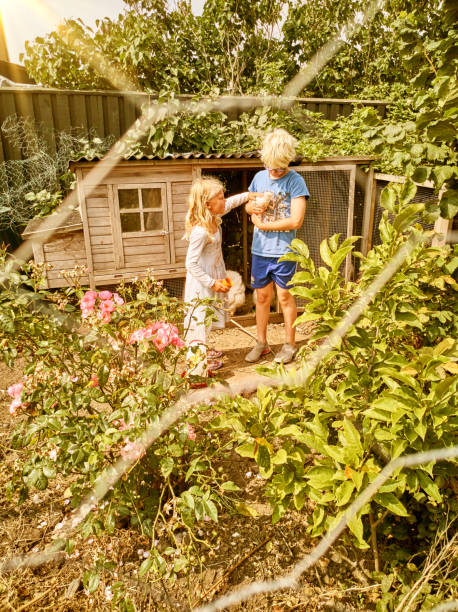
xmin=210 ymin=181 xmax=458 ymax=553
xmin=0 ymin=262 xmax=237 ymax=579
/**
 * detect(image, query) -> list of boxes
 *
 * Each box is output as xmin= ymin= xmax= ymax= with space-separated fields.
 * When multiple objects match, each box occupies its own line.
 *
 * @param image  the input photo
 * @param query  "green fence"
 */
xmin=0 ymin=87 xmax=389 ymax=161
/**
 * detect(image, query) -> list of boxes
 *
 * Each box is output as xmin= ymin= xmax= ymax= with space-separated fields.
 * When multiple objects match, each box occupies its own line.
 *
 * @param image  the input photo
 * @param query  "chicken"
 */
xmin=225 ymin=270 xmax=246 ymax=316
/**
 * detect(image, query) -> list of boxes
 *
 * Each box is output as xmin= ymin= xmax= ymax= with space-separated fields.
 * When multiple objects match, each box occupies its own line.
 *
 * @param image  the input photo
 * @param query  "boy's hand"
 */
xmin=213 ymin=279 xmax=230 ymax=293
xmin=251 ymin=214 xmax=266 ymax=230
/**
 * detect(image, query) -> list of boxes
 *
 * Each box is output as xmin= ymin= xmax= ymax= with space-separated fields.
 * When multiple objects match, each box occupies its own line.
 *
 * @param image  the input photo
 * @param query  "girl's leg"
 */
xmin=184 ymin=305 xmax=207 ymax=376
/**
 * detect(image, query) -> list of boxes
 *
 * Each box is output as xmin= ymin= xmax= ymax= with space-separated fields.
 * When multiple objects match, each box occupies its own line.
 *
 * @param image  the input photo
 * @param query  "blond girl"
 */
xmin=184 ymin=176 xmax=257 ymax=375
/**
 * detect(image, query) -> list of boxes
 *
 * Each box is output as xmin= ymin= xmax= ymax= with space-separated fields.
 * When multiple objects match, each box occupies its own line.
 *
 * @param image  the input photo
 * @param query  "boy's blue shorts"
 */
xmin=251 ymin=254 xmax=296 ymax=289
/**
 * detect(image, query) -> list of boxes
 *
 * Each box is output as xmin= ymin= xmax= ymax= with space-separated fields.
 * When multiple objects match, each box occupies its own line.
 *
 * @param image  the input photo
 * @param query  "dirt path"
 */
xmin=208 ymin=321 xmax=313 ymax=379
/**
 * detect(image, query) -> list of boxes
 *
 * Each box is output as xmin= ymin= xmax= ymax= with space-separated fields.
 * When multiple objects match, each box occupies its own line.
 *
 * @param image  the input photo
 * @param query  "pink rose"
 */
xmin=100 ymin=300 xmax=116 ymax=313
xmin=113 ymin=293 xmax=124 ymax=306
xmin=7 ymin=382 xmax=24 ymax=398
xmin=186 ymin=423 xmax=196 ymax=441
xmin=88 ymin=374 xmax=99 ymax=387
xmin=120 ymin=440 xmax=145 ymax=460
xmin=9 ymin=397 xmax=22 ymax=415
xmin=98 ymin=290 xmax=113 ymax=300
xmin=84 ymin=290 xmax=98 ymax=300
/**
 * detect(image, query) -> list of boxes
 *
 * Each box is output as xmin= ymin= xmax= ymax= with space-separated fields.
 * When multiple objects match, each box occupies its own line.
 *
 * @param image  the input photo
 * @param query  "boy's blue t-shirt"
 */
xmin=248 ymin=169 xmax=309 ymax=258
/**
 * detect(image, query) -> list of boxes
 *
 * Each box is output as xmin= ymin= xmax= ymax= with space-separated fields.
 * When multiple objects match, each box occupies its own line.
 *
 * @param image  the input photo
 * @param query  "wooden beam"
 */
xmin=361 ymin=167 xmax=375 ymax=256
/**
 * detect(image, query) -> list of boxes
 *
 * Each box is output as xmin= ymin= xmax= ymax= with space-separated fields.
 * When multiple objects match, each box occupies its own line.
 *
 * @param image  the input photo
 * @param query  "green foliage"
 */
xmin=363 ymin=0 xmax=458 ymax=217
xmin=21 ymin=0 xmax=448 ymax=99
xmin=210 ymin=181 xmax=458 ymax=551
xmin=24 ymin=189 xmax=63 ymax=217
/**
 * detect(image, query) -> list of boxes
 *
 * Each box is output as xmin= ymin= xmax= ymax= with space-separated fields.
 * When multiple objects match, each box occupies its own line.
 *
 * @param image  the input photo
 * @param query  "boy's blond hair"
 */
xmin=260 ymin=129 xmax=297 ymax=169
xmin=184 ymin=176 xmax=224 ymax=240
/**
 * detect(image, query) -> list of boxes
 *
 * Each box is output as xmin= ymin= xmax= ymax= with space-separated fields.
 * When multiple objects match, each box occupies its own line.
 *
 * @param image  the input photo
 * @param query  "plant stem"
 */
xmin=369 ymin=511 xmax=380 ymax=572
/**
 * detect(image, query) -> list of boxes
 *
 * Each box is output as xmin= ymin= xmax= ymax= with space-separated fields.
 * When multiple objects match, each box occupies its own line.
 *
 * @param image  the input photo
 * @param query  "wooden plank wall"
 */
xmin=43 ymin=230 xmax=89 ymax=288
xmin=0 ymin=88 xmax=390 ymax=162
xmin=80 ymin=164 xmax=192 ymax=283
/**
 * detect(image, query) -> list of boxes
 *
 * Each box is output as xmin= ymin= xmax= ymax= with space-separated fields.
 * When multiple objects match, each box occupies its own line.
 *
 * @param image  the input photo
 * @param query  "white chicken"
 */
xmin=225 ymin=270 xmax=246 ymax=316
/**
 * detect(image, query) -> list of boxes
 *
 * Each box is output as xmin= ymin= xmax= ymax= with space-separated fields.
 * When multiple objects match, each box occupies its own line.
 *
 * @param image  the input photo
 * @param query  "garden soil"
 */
xmin=0 ymin=323 xmax=379 ymax=611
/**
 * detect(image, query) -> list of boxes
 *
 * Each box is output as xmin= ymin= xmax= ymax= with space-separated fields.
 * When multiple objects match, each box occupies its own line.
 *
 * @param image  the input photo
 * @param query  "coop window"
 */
xmin=117 ymin=186 xmax=165 ymax=234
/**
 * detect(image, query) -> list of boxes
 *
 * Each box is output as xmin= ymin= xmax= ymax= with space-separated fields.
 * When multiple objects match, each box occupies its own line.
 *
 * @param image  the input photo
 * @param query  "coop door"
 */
xmin=112 ymin=183 xmax=171 ymax=270
xmin=293 ymin=165 xmax=356 ymax=281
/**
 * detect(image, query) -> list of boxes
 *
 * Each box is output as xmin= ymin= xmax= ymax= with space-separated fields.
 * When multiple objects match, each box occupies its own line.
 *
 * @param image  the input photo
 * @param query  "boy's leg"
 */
xmin=255 ymin=282 xmax=274 ymax=344
xmin=276 ymin=284 xmax=297 ymax=346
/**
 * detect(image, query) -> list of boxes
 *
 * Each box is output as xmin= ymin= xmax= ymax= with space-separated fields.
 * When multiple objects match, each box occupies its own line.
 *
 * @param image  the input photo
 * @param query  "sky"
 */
xmin=1 ymin=0 xmax=205 ymax=64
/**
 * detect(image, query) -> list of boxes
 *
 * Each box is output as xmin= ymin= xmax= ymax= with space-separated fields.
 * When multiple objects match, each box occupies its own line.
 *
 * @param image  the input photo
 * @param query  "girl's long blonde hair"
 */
xmin=184 ymin=176 xmax=224 ymax=240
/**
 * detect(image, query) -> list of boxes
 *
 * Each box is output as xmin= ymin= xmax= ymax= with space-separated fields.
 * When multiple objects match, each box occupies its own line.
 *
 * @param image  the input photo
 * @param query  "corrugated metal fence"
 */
xmin=0 ymin=87 xmax=390 ymax=161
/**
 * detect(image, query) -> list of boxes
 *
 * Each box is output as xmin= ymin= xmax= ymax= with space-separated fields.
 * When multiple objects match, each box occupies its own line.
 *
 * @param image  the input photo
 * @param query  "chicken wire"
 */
xmin=163 ymin=277 xmax=185 ymax=299
xmin=0 ymin=115 xmax=113 ymax=231
xmin=295 ymin=167 xmax=355 ymax=307
xmin=371 ymin=179 xmax=436 ymax=248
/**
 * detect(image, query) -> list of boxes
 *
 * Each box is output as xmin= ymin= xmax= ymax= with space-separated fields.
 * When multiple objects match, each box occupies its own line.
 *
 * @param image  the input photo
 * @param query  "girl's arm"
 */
xmin=185 ymin=227 xmax=215 ymax=288
xmin=223 ymin=192 xmax=259 ymax=215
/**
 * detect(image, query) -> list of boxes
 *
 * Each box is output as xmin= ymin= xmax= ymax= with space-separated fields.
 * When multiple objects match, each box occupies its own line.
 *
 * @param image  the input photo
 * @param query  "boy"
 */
xmin=245 ymin=129 xmax=309 ymax=364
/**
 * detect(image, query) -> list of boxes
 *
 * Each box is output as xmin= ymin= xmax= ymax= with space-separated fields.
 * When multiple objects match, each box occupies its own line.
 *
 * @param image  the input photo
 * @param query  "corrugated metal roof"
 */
xmin=72 ymin=151 xmax=261 ymax=162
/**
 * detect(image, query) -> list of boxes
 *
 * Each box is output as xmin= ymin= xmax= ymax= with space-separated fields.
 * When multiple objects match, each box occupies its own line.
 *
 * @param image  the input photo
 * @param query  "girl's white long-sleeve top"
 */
xmin=184 ymin=192 xmax=249 ymax=330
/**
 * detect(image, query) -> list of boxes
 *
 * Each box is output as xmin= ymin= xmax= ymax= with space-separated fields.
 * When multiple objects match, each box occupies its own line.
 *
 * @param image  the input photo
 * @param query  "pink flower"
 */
xmin=7 ymin=382 xmax=24 ymax=398
xmin=71 ymin=376 xmax=79 ymax=383
xmin=120 ymin=440 xmax=145 ymax=460
xmin=186 ymin=423 xmax=196 ymax=441
xmin=97 ymin=310 xmax=112 ymax=324
xmin=84 ymin=290 xmax=98 ymax=300
xmin=88 ymin=374 xmax=99 ymax=387
xmin=98 ymin=290 xmax=113 ymax=300
xmin=113 ymin=293 xmax=124 ymax=306
xmin=9 ymin=397 xmax=22 ymax=415
xmin=100 ymin=299 xmax=116 ymax=313
xmin=117 ymin=418 xmax=134 ymax=431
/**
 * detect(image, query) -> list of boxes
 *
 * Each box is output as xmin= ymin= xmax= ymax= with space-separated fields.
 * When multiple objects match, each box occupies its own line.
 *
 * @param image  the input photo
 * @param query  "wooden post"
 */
xmin=345 ymin=165 xmax=356 ymax=281
xmin=242 ymin=170 xmax=248 ymax=286
xmin=432 ymin=217 xmax=451 ymax=246
xmin=361 ymin=167 xmax=375 ymax=256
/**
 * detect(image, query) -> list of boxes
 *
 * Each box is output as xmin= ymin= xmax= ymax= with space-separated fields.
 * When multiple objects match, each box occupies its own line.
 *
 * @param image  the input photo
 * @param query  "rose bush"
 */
xmin=0 ymin=265 xmax=238 ymax=584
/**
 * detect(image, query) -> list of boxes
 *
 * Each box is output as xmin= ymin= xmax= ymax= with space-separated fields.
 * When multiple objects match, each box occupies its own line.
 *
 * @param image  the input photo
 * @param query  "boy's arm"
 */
xmin=251 ymin=196 xmax=307 ymax=231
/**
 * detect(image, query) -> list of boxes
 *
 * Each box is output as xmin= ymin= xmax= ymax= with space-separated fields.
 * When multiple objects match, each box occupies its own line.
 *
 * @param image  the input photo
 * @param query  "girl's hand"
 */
xmin=213 ymin=279 xmax=230 ymax=293
xmin=248 ymin=192 xmax=262 ymax=201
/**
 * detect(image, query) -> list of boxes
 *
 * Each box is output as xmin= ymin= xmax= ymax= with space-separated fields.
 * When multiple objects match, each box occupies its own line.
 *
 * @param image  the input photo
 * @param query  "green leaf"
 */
xmin=320 ymin=239 xmax=333 ymax=267
xmin=335 ymin=480 xmax=355 ymax=506
xmin=440 ymin=188 xmax=458 ymax=219
xmin=431 ymin=165 xmax=454 ymax=189
xmin=236 ymin=440 xmax=256 ymax=458
xmin=417 ymin=471 xmax=442 ymax=502
xmin=139 ymin=557 xmax=154 ymax=577
xmin=348 ymin=514 xmax=369 ymax=549
xmin=393 ymin=203 xmax=424 ymax=233
xmin=221 ymin=481 xmax=241 ymax=491
xmin=160 ymin=456 xmax=174 ymax=478
xmin=203 ymin=499 xmax=218 ymax=522
xmin=375 ymin=493 xmax=409 ymax=516
xmin=380 ymin=186 xmax=396 ymax=212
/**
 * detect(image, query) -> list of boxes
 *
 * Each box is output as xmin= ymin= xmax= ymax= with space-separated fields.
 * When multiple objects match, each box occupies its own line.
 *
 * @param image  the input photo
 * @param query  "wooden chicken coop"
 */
xmin=25 ymin=154 xmax=453 ymax=299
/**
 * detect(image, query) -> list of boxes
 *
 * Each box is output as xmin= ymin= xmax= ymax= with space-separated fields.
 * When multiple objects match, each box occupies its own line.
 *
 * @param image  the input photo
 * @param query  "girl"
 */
xmin=183 ymin=176 xmax=257 ymax=375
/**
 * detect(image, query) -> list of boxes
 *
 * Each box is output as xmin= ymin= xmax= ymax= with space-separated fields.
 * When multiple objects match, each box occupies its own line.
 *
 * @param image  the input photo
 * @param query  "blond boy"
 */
xmin=245 ymin=129 xmax=309 ymax=364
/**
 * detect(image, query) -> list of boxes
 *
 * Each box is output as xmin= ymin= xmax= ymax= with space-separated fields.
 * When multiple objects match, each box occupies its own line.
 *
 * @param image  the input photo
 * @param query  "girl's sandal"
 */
xmin=208 ymin=359 xmax=223 ymax=372
xmin=207 ymin=349 xmax=223 ymax=359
